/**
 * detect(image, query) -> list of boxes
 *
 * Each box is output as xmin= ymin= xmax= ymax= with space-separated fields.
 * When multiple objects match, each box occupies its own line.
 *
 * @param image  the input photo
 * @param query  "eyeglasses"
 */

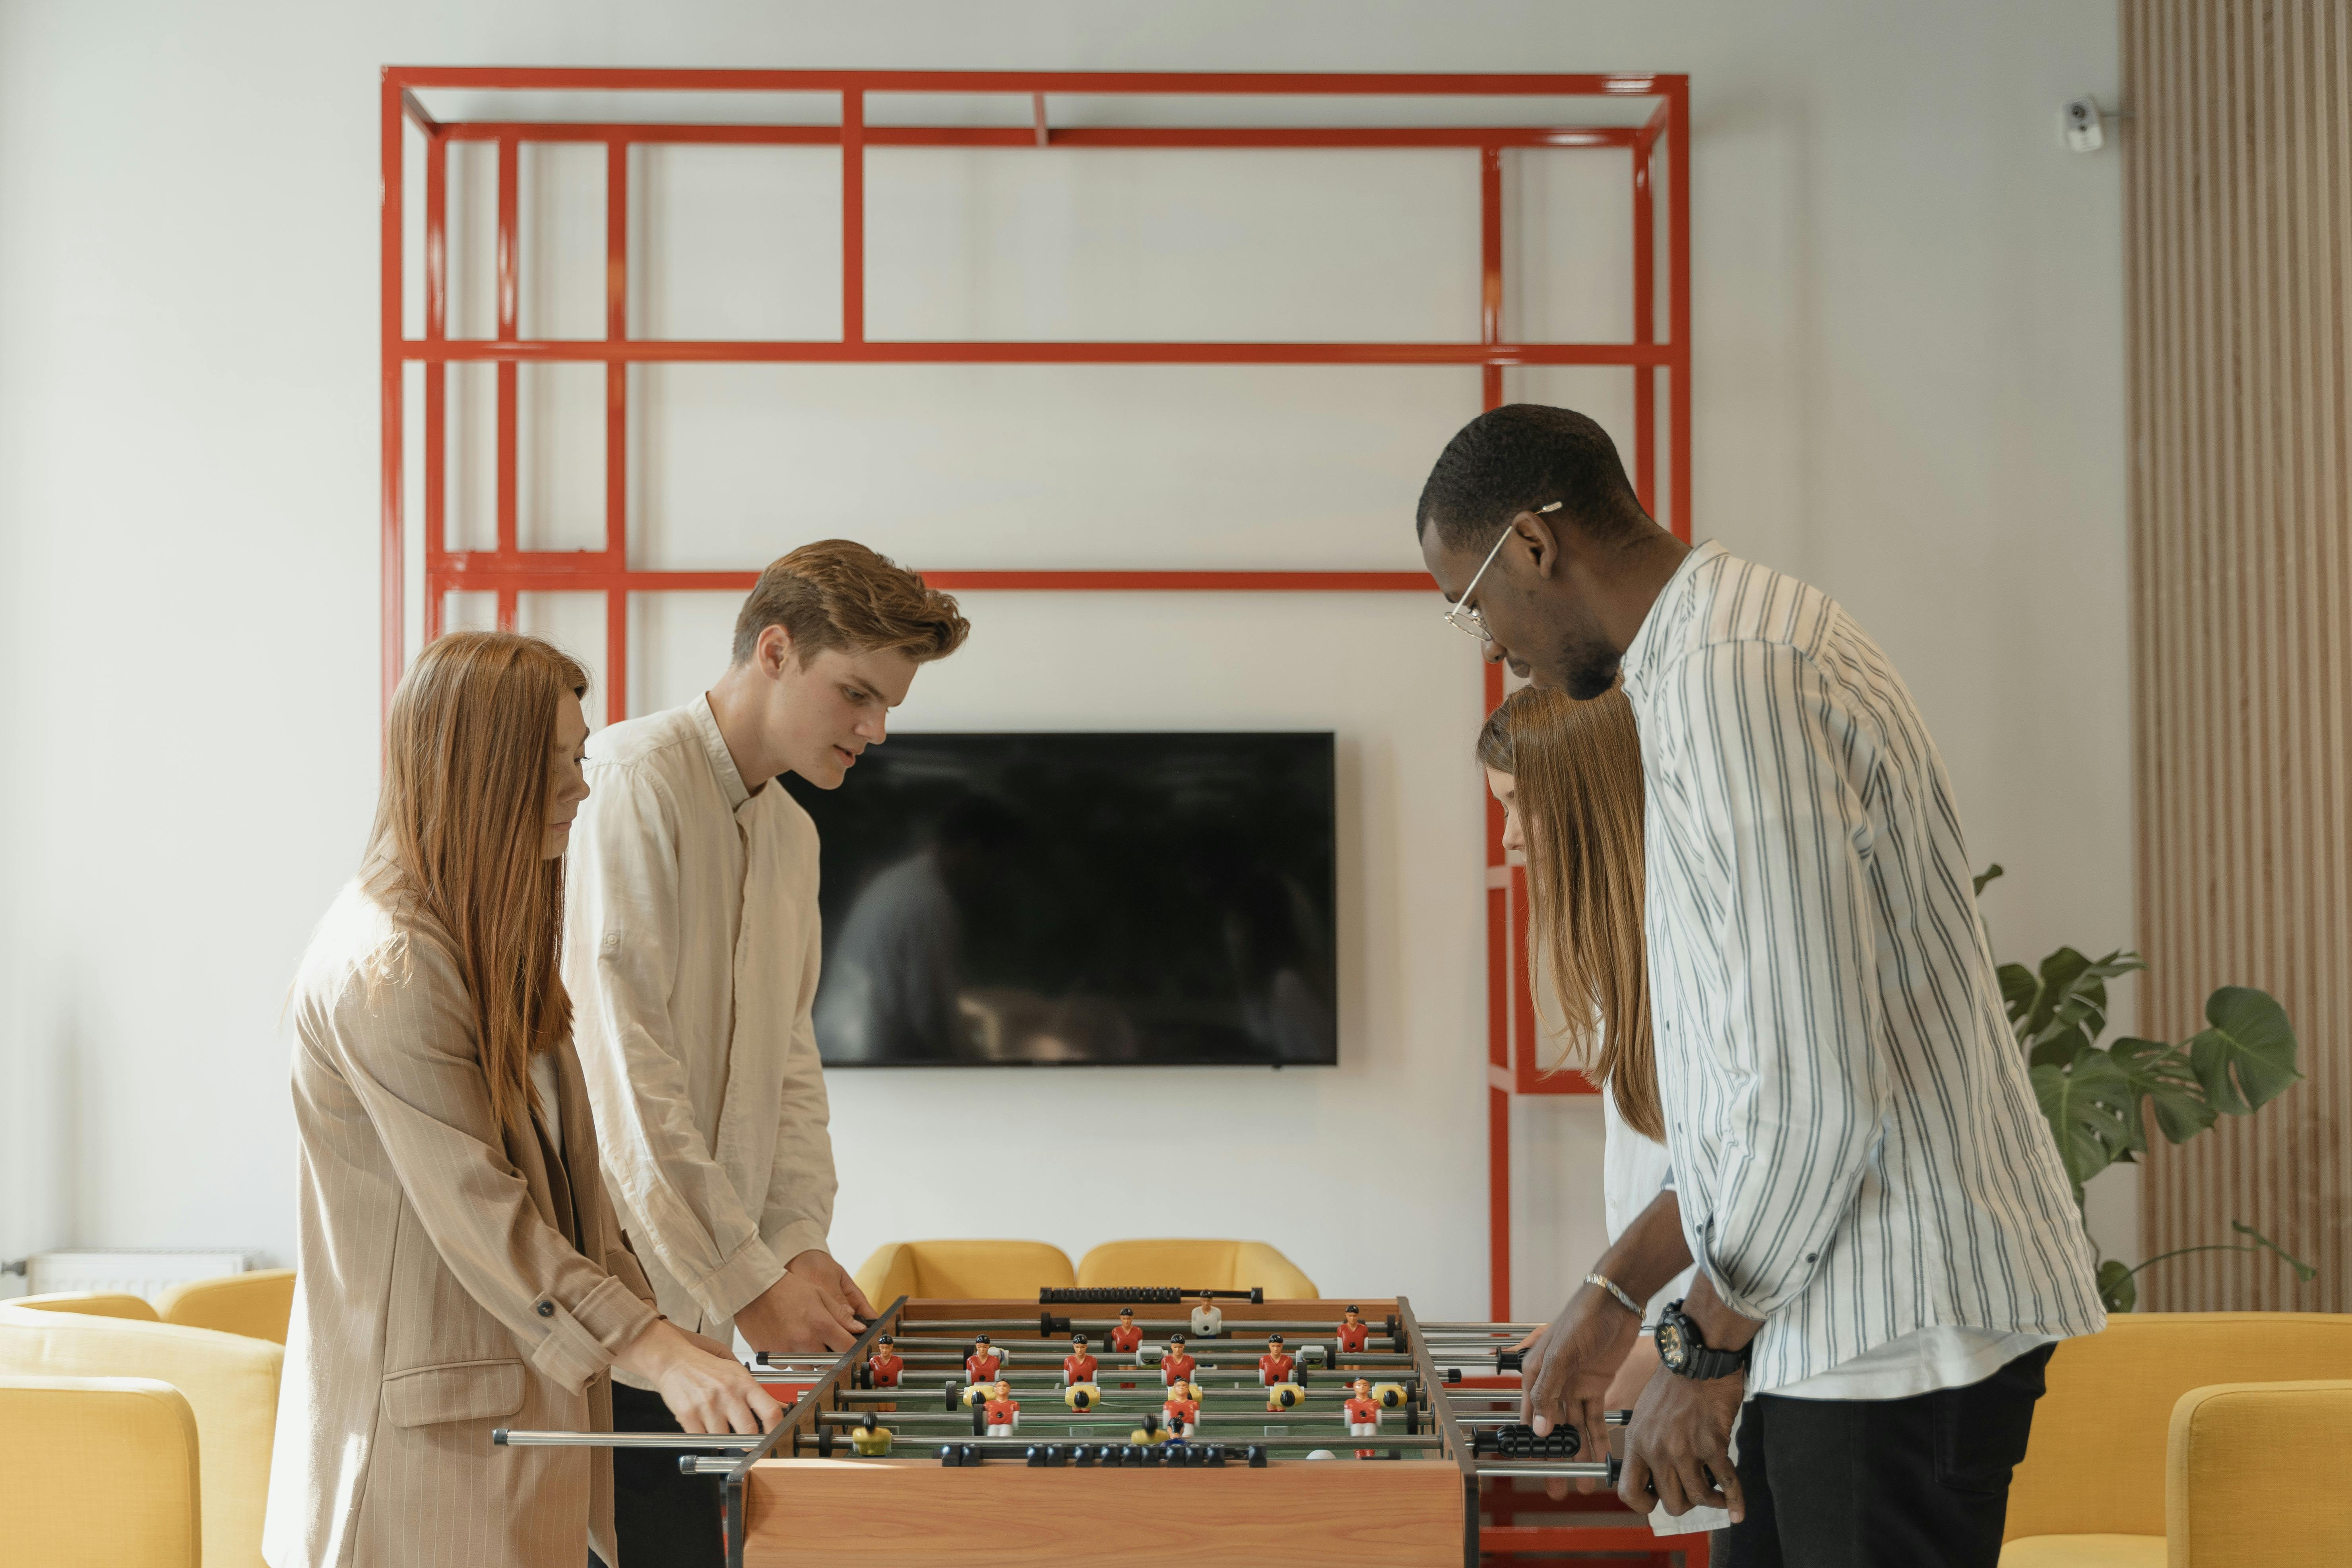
xmin=1441 ymin=502 xmax=1561 ymax=641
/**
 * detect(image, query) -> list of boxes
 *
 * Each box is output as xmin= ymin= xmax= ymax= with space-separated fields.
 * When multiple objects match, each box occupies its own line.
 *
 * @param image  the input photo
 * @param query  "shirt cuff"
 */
xmin=698 ymin=1229 xmax=788 ymax=1324
xmin=764 ymin=1221 xmax=832 ymax=1276
xmin=527 ymin=1275 xmax=661 ymax=1394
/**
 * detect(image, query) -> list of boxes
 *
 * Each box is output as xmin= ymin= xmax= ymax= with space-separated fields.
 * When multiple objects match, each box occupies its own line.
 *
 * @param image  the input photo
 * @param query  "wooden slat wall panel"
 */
xmin=2127 ymin=0 xmax=2352 ymax=1312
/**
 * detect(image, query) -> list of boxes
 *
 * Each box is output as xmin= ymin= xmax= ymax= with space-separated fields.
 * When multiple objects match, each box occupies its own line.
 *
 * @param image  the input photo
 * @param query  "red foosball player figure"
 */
xmin=1344 ymin=1377 xmax=1381 ymax=1458
xmin=966 ymin=1334 xmax=1004 ymax=1384
xmin=1336 ymin=1305 xmax=1372 ymax=1355
xmin=1257 ymin=1333 xmax=1295 ymax=1386
xmin=1163 ymin=1380 xmax=1201 ymax=1438
xmin=983 ymin=1379 xmax=1021 ymax=1437
xmin=1063 ymin=1331 xmax=1098 ymax=1387
xmin=866 ymin=1333 xmax=904 ymax=1389
xmin=1160 ymin=1330 xmax=1197 ymax=1387
xmin=1108 ymin=1307 xmax=1144 ymax=1360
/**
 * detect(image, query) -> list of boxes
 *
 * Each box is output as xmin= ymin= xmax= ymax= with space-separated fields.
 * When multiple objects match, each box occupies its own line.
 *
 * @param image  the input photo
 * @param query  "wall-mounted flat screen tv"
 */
xmin=784 ymin=731 xmax=1336 ymax=1068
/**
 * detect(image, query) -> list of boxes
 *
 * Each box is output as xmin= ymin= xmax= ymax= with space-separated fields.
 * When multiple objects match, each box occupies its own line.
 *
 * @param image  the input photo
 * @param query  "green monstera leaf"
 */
xmin=2032 ymin=1052 xmax=2136 ymax=1196
xmin=2109 ymin=1036 xmax=2218 ymax=1147
xmin=2096 ymin=1258 xmax=2138 ymax=1313
xmin=2189 ymin=988 xmax=2302 ymax=1116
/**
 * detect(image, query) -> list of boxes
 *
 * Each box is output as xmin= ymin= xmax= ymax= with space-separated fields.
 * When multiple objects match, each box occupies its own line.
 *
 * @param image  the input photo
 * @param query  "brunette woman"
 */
xmin=264 ymin=632 xmax=780 ymax=1568
xmin=1478 ymin=684 xmax=1720 ymax=1527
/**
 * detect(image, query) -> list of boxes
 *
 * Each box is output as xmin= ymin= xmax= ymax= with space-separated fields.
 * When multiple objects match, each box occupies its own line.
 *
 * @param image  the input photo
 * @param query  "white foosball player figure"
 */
xmin=1189 ymin=1296 xmax=1224 ymax=1338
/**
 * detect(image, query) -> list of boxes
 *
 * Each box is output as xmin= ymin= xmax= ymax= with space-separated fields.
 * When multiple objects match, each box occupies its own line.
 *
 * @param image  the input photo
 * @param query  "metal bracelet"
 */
xmin=1583 ymin=1273 xmax=1644 ymax=1319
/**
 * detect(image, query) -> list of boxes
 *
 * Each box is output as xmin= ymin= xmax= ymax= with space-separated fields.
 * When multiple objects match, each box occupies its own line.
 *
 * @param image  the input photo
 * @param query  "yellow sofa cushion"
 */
xmin=156 ymin=1269 xmax=296 ymax=1344
xmin=2168 ymin=1380 xmax=2352 ymax=1566
xmin=1076 ymin=1239 xmax=1319 ymax=1299
xmin=8 ymin=1290 xmax=161 ymax=1321
xmin=2000 ymin=1535 xmax=2166 ymax=1568
xmin=0 ymin=1302 xmax=282 ymax=1568
xmin=2005 ymin=1312 xmax=2352 ymax=1541
xmin=0 ymin=1375 xmax=201 ymax=1568
xmin=853 ymin=1240 xmax=1076 ymax=1306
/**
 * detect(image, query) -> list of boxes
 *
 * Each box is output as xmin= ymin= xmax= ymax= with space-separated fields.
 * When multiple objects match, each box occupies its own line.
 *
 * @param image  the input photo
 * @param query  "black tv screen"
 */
xmin=784 ymin=731 xmax=1337 ymax=1068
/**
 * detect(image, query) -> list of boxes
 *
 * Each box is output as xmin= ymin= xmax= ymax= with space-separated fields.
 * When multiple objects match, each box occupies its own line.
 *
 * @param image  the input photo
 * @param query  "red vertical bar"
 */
xmin=423 ymin=133 xmax=448 ymax=647
xmin=1486 ymin=886 xmax=1510 ymax=1070
xmin=1489 ymin=1085 xmax=1512 ymax=1321
xmin=1631 ymin=133 xmax=1657 ymax=514
xmin=842 ymin=91 xmax=865 ymax=345
xmin=496 ymin=134 xmax=519 ymax=558
xmin=605 ymin=136 xmax=630 ymax=725
xmin=1480 ymin=145 xmax=1504 ymax=410
xmin=1510 ymin=867 xmax=1540 ymax=1091
xmin=497 ymin=587 xmax=519 ymax=630
xmin=1667 ymin=81 xmax=1693 ymax=541
xmin=380 ymin=75 xmax=405 ymax=732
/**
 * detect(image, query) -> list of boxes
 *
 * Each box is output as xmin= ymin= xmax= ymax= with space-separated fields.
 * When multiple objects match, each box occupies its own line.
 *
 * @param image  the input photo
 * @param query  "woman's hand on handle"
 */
xmin=616 ymin=1318 xmax=785 ymax=1436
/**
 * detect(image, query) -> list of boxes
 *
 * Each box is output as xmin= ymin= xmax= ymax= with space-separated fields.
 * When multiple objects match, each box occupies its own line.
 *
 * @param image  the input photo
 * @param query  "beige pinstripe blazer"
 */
xmin=264 ymin=882 xmax=661 ymax=1568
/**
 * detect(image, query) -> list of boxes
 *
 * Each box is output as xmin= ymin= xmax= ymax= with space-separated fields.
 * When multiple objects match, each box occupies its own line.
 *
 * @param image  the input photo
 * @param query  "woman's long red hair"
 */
xmin=364 ymin=632 xmax=586 ymax=1134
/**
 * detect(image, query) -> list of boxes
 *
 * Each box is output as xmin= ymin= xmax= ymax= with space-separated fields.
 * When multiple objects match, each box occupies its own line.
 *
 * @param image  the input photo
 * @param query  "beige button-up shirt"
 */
xmin=564 ymin=696 xmax=838 ymax=1343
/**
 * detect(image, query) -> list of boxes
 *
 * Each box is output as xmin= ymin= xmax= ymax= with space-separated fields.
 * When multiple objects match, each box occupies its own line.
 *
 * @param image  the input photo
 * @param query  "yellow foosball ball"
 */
xmin=495 ymin=1290 xmax=1603 ymax=1567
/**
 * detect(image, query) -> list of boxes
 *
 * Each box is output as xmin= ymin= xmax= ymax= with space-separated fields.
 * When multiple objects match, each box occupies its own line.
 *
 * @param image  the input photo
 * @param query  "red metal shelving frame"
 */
xmin=377 ymin=63 xmax=1691 ymax=1334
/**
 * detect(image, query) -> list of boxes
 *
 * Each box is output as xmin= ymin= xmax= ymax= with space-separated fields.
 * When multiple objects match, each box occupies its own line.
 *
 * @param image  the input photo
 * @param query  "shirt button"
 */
xmin=537 ymin=1301 xmax=555 ymax=1318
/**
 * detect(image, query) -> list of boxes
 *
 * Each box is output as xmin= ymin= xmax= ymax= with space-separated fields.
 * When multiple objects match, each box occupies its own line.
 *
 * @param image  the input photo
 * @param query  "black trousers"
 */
xmin=1712 ymin=1345 xmax=2055 ymax=1568
xmin=611 ymin=1382 xmax=726 ymax=1568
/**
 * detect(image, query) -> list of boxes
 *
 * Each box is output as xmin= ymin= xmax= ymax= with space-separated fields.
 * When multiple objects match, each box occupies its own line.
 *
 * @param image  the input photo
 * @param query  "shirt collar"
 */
xmin=689 ymin=693 xmax=757 ymax=810
xmin=1620 ymin=538 xmax=1727 ymax=697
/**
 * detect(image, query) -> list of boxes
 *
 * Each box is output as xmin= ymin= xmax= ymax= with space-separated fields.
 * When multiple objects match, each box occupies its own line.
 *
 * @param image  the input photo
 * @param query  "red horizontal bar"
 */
xmin=388 ymin=66 xmax=1680 ymax=98
xmin=1481 ymin=1526 xmax=1670 ymax=1551
xmin=403 ymin=339 xmax=1671 ymax=367
xmin=431 ymin=560 xmax=1433 ymax=593
xmin=440 ymin=121 xmax=1635 ymax=150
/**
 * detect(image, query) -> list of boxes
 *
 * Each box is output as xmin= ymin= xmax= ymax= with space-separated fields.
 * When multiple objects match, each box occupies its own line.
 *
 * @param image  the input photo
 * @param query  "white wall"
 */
xmin=0 ymin=0 xmax=2131 ymax=1321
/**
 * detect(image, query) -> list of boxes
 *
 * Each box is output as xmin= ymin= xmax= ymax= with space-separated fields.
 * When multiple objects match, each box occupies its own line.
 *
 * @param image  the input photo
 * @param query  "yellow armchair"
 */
xmin=0 ymin=1298 xmax=283 ymax=1568
xmin=157 ymin=1269 xmax=296 ymax=1344
xmin=7 ymin=1290 xmax=162 ymax=1321
xmin=853 ymin=1240 xmax=1076 ymax=1306
xmin=2001 ymin=1312 xmax=2352 ymax=1567
xmin=2168 ymin=1380 xmax=2352 ymax=1566
xmin=0 ymin=1375 xmax=201 ymax=1568
xmin=1077 ymin=1239 xmax=1319 ymax=1298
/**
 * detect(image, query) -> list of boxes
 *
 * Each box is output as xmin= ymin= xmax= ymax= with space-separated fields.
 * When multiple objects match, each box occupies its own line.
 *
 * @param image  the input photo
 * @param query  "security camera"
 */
xmin=2063 ymin=96 xmax=2105 ymax=153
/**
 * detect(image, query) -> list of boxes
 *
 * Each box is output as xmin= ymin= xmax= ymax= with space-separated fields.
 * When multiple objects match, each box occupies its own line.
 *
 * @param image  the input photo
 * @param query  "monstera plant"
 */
xmin=1977 ymin=866 xmax=2312 ymax=1312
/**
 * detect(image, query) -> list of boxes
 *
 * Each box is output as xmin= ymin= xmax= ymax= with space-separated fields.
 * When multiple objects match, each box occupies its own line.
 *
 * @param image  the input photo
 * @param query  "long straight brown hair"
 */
xmin=1477 ymin=684 xmax=1664 ymax=1141
xmin=364 ymin=632 xmax=586 ymax=1135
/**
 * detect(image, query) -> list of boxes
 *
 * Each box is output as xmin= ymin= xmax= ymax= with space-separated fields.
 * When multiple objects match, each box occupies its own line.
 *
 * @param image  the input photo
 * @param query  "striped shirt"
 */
xmin=1619 ymin=542 xmax=2104 ymax=1394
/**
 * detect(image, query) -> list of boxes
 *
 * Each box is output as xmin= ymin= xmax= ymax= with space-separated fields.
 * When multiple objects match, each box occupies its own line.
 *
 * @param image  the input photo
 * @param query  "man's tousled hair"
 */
xmin=731 ymin=539 xmax=971 ymax=668
xmin=1416 ymin=404 xmax=1650 ymax=553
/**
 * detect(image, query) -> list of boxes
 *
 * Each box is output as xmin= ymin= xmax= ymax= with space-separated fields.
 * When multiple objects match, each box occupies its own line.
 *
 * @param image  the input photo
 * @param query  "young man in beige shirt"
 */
xmin=564 ymin=540 xmax=970 ymax=1564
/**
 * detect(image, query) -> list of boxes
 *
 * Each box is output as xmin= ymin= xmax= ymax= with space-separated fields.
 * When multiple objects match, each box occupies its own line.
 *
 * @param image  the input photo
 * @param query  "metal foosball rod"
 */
xmin=492 ymin=1430 xmax=768 ymax=1449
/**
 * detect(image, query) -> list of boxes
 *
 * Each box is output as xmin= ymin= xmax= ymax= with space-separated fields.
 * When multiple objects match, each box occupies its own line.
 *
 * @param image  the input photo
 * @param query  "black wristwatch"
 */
xmin=1654 ymin=1299 xmax=1751 ymax=1380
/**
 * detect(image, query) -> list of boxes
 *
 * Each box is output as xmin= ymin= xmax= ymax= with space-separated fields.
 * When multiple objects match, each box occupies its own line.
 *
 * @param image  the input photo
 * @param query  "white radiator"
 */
xmin=2 ymin=1250 xmax=256 ymax=1302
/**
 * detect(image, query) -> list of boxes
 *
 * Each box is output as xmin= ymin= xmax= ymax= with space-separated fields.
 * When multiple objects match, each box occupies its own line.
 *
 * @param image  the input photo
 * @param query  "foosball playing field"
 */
xmin=496 ymin=1290 xmax=1628 ymax=1567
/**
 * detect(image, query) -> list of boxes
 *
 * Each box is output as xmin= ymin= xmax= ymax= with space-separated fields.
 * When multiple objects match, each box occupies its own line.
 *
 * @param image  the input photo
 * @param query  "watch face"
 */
xmin=1657 ymin=1319 xmax=1687 ymax=1370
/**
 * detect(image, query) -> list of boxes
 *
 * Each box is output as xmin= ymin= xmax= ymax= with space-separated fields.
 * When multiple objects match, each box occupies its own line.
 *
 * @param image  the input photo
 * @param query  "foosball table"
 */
xmin=499 ymin=1289 xmax=1632 ymax=1567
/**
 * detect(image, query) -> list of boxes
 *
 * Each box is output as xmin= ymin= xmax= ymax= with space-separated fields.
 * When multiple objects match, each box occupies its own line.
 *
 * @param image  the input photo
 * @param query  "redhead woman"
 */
xmin=1478 ymin=685 xmax=1721 ymax=1529
xmin=264 ymin=632 xmax=781 ymax=1568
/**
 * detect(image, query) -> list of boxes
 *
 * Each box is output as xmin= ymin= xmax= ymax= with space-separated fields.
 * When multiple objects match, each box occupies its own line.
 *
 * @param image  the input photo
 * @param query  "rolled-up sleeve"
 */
xmin=1667 ymin=640 xmax=1886 ymax=1319
xmin=566 ymin=763 xmax=785 ymax=1325
xmin=318 ymin=951 xmax=657 ymax=1394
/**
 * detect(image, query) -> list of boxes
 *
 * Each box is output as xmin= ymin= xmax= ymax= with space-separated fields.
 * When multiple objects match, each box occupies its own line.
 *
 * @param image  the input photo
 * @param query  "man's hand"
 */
xmin=614 ymin=1318 xmax=785 ymax=1436
xmin=1520 ymin=1283 xmax=1643 ymax=1462
xmin=735 ymin=1260 xmax=865 ymax=1355
xmin=786 ymin=1248 xmax=877 ymax=1321
xmin=1617 ymin=1365 xmax=1745 ymax=1521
